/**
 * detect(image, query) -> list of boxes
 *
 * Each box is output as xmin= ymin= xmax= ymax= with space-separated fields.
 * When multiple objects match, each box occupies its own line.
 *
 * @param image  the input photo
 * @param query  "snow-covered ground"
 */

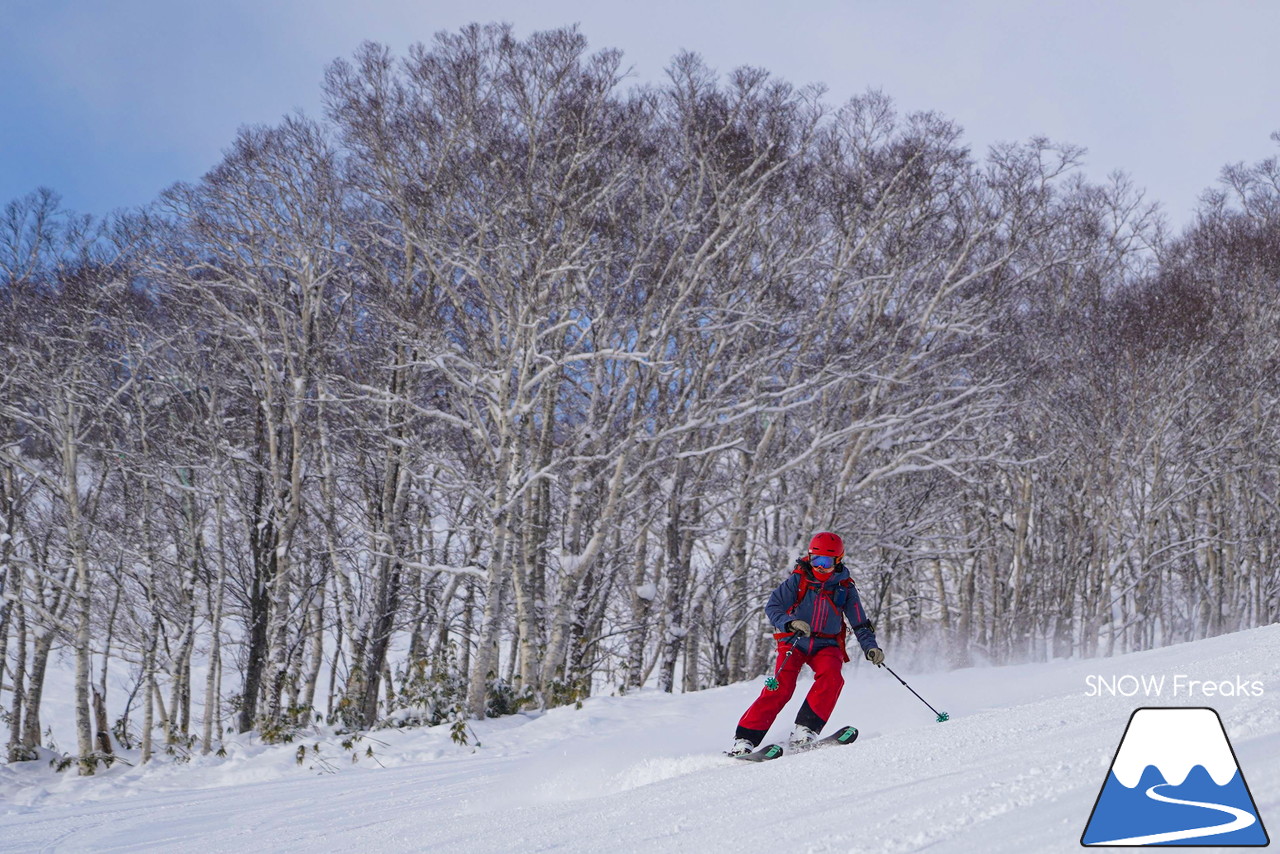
xmin=3 ymin=625 xmax=1278 ymax=853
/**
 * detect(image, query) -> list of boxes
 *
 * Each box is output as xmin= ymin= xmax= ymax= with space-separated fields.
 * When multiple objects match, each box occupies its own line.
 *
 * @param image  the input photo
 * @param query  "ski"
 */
xmin=790 ymin=724 xmax=859 ymax=753
xmin=731 ymin=726 xmax=858 ymax=762
xmin=731 ymin=743 xmax=784 ymax=762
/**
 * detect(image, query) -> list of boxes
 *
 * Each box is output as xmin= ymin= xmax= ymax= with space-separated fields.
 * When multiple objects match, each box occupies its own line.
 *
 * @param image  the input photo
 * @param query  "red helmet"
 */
xmin=808 ymin=533 xmax=843 ymax=578
xmin=808 ymin=531 xmax=844 ymax=560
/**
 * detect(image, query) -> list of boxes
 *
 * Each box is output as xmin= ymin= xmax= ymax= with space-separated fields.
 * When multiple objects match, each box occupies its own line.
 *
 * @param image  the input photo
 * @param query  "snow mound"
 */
xmin=609 ymin=754 xmax=727 ymax=792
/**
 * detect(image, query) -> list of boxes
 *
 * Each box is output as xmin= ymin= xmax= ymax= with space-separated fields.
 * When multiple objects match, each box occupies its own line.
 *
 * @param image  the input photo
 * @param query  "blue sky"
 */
xmin=2 ymin=1 xmax=1277 ymax=229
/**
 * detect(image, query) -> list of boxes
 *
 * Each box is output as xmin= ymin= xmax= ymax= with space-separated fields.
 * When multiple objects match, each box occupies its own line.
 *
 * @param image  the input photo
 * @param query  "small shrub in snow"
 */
xmin=164 ymin=735 xmax=196 ymax=764
xmin=450 ymin=716 xmax=470 ymax=746
xmin=49 ymin=750 xmax=119 ymax=774
xmin=544 ymin=672 xmax=591 ymax=711
xmin=484 ymin=675 xmax=519 ymax=718
xmin=379 ymin=652 xmax=468 ymax=729
xmin=259 ymin=703 xmax=314 ymax=745
xmin=7 ymin=743 xmax=39 ymax=763
xmin=111 ymin=716 xmax=136 ymax=750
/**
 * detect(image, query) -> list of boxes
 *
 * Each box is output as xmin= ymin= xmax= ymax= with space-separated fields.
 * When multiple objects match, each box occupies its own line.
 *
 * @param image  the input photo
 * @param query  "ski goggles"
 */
xmin=809 ymin=554 xmax=836 ymax=570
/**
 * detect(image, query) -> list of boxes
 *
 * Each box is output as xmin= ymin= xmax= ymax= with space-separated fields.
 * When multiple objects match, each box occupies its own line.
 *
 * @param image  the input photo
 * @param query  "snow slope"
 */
xmin=2 ymin=625 xmax=1278 ymax=854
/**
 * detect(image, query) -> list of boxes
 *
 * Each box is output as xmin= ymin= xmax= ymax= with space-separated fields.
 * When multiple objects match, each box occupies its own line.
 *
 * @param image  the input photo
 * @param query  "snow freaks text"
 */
xmin=1085 ymin=675 xmax=1265 ymax=698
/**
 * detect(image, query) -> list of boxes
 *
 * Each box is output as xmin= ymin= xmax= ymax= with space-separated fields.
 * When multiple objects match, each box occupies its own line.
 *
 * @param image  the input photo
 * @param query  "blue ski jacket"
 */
xmin=765 ymin=561 xmax=879 ymax=658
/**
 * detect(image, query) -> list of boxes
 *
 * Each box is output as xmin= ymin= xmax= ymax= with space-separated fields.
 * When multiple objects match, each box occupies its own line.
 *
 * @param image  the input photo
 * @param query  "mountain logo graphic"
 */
xmin=1081 ymin=707 xmax=1270 ymax=847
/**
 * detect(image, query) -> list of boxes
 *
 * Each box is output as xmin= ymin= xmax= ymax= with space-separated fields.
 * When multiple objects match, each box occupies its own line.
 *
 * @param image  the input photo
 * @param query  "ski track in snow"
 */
xmin=1 ymin=624 xmax=1278 ymax=853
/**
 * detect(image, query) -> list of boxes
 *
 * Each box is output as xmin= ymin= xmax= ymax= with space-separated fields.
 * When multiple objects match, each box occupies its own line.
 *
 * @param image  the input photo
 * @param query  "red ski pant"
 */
xmin=738 ymin=644 xmax=845 ymax=732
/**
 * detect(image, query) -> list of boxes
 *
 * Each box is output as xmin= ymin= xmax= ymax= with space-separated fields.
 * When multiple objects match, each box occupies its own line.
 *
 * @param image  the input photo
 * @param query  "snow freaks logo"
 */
xmin=1081 ymin=707 xmax=1270 ymax=847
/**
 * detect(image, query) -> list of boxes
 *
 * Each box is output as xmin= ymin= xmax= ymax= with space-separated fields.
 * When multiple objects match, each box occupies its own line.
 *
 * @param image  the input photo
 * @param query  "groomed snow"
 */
xmin=2 ymin=625 xmax=1278 ymax=853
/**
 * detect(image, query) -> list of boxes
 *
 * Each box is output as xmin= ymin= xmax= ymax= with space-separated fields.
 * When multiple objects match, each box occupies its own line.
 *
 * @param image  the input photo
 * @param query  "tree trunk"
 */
xmin=6 ymin=598 xmax=28 ymax=761
xmin=0 ymin=467 xmax=14 ymax=713
xmin=359 ymin=560 xmax=403 ymax=727
xmin=626 ymin=525 xmax=654 ymax=691
xmin=238 ymin=472 xmax=275 ymax=732
xmin=22 ymin=632 xmax=54 ymax=754
xmin=202 ymin=492 xmax=230 ymax=754
xmin=140 ymin=632 xmax=157 ymax=764
xmin=465 ymin=564 xmax=505 ymax=718
xmin=60 ymin=408 xmax=96 ymax=776
xmin=92 ymin=687 xmax=113 ymax=756
xmin=300 ymin=602 xmax=325 ymax=714
xmin=658 ymin=477 xmax=695 ymax=693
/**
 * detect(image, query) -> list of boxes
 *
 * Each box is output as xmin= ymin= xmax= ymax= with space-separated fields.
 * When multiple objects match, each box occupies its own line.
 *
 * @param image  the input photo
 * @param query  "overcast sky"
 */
xmin=2 ymin=1 xmax=1277 ymax=230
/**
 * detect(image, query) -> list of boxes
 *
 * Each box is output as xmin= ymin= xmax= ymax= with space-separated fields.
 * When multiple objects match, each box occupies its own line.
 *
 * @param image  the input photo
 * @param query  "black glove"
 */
xmin=865 ymin=647 xmax=885 ymax=666
xmin=785 ymin=620 xmax=811 ymax=637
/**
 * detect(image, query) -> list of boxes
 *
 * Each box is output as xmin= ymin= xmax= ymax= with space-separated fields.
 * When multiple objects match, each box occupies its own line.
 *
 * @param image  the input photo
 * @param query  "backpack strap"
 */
xmin=786 ymin=565 xmax=812 ymax=615
xmin=833 ymin=575 xmax=854 ymax=661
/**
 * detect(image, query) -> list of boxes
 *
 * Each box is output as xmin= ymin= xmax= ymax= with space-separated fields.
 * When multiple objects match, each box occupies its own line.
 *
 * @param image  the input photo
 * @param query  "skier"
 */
xmin=729 ymin=531 xmax=883 ymax=756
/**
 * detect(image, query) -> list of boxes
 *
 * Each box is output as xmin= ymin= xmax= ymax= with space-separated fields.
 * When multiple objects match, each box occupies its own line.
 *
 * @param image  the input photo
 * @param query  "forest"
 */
xmin=1 ymin=24 xmax=1278 ymax=775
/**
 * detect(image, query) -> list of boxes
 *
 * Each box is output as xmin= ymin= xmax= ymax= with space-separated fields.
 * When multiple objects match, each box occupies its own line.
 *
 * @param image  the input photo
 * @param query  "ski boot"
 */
xmin=788 ymin=725 xmax=819 ymax=749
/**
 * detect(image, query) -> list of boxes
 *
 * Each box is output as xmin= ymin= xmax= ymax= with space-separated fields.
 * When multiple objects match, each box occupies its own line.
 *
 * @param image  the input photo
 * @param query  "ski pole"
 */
xmin=764 ymin=635 xmax=798 ymax=692
xmin=882 ymin=664 xmax=949 ymax=722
